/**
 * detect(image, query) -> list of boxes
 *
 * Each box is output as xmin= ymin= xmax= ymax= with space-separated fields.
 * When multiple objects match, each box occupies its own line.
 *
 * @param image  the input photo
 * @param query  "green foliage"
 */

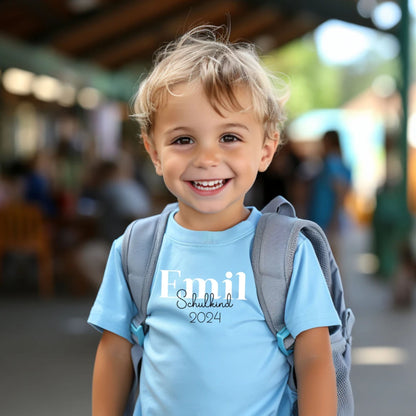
xmin=262 ymin=33 xmax=401 ymax=120
xmin=262 ymin=36 xmax=342 ymax=119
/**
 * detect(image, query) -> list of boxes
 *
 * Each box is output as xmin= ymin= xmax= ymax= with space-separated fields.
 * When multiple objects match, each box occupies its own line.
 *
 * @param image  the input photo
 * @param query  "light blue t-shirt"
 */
xmin=88 ymin=207 xmax=340 ymax=416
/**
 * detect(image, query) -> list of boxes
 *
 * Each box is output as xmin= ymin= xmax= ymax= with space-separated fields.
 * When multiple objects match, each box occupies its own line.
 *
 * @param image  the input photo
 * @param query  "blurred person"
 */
xmin=67 ymin=156 xmax=152 ymax=291
xmin=88 ymin=26 xmax=339 ymax=416
xmin=307 ymin=130 xmax=352 ymax=259
xmin=0 ymin=160 xmax=27 ymax=205
xmin=249 ymin=140 xmax=302 ymax=210
xmin=54 ymin=136 xmax=84 ymax=219
xmin=23 ymin=152 xmax=57 ymax=218
xmin=372 ymin=131 xmax=414 ymax=306
xmin=375 ymin=135 xmax=416 ymax=307
xmin=94 ymin=155 xmax=152 ymax=243
xmin=0 ymin=159 xmax=53 ymax=293
xmin=393 ymin=216 xmax=416 ymax=308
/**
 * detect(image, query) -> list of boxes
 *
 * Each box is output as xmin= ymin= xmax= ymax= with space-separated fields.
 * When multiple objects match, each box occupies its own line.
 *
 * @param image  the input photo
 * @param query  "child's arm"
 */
xmin=294 ymin=326 xmax=337 ymax=416
xmin=92 ymin=330 xmax=134 ymax=416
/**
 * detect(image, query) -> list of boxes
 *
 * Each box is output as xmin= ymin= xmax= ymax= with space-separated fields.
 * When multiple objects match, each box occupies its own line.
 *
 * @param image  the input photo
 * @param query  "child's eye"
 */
xmin=172 ymin=136 xmax=194 ymax=145
xmin=220 ymin=134 xmax=240 ymax=143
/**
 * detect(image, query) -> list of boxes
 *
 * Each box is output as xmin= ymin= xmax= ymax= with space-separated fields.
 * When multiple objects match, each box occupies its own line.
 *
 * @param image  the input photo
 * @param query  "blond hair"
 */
xmin=131 ymin=25 xmax=288 ymax=142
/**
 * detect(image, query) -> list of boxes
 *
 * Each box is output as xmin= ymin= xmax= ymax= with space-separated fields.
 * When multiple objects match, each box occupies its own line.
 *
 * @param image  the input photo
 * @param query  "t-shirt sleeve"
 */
xmin=284 ymin=235 xmax=341 ymax=339
xmin=87 ymin=236 xmax=137 ymax=343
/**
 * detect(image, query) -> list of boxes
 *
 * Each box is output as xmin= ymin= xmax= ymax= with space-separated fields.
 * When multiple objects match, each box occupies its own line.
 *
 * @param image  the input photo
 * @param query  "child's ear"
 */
xmin=143 ymin=133 xmax=163 ymax=176
xmin=259 ymin=132 xmax=279 ymax=172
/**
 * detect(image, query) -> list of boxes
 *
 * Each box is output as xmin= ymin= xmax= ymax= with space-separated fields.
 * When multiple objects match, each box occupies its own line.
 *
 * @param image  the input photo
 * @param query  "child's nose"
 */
xmin=193 ymin=143 xmax=220 ymax=168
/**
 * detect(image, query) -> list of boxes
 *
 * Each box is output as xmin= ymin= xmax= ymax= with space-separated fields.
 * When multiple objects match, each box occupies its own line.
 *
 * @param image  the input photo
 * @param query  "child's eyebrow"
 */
xmin=222 ymin=123 xmax=250 ymax=132
xmin=163 ymin=123 xmax=250 ymax=135
xmin=163 ymin=126 xmax=190 ymax=135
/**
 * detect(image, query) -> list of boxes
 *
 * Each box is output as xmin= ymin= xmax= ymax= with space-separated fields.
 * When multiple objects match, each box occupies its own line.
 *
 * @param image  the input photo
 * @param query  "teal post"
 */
xmin=398 ymin=0 xmax=410 ymax=210
xmin=373 ymin=0 xmax=412 ymax=278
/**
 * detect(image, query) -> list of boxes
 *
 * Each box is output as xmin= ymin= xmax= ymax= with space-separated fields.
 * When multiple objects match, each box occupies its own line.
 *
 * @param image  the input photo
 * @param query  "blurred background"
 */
xmin=0 ymin=0 xmax=415 ymax=414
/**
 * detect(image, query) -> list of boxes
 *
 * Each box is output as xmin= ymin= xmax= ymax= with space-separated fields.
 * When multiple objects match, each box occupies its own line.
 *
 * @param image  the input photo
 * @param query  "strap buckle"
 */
xmin=130 ymin=322 xmax=145 ymax=347
xmin=277 ymin=327 xmax=294 ymax=356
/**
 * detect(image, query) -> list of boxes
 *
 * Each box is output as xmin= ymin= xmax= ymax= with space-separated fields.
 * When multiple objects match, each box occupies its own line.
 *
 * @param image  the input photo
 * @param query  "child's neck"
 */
xmin=174 ymin=205 xmax=251 ymax=231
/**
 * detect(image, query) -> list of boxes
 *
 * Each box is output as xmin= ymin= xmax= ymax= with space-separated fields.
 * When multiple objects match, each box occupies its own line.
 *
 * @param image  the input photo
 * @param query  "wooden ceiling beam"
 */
xmin=51 ymin=0 xmax=200 ymax=54
xmin=0 ymin=11 xmax=43 ymax=38
xmin=228 ymin=7 xmax=285 ymax=43
xmin=91 ymin=0 xmax=248 ymax=68
xmin=273 ymin=0 xmax=374 ymax=30
xmin=266 ymin=14 xmax=319 ymax=50
xmin=40 ymin=0 xmax=72 ymax=18
xmin=0 ymin=0 xmax=63 ymax=38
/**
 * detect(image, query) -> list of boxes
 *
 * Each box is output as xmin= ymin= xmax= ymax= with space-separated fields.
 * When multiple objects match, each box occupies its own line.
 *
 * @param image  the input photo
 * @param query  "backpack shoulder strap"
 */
xmin=252 ymin=195 xmax=336 ymax=355
xmin=250 ymin=196 xmax=297 ymax=354
xmin=295 ymin=219 xmax=334 ymax=292
xmin=261 ymin=194 xmax=296 ymax=217
xmin=121 ymin=203 xmax=178 ymax=340
xmin=253 ymin=195 xmax=341 ymax=355
xmin=251 ymin=211 xmax=299 ymax=354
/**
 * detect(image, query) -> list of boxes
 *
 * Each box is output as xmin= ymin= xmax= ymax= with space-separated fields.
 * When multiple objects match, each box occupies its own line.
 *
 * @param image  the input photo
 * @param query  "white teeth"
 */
xmin=193 ymin=179 xmax=225 ymax=190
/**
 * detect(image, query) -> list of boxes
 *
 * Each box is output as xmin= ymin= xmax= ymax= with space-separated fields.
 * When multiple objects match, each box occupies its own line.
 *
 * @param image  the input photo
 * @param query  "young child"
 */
xmin=88 ymin=25 xmax=341 ymax=416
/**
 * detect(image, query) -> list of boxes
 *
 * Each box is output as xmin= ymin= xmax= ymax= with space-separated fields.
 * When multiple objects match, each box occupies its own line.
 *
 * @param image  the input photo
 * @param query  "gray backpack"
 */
xmin=121 ymin=195 xmax=355 ymax=415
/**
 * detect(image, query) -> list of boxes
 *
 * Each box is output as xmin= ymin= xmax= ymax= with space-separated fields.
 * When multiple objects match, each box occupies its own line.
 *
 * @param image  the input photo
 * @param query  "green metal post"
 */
xmin=373 ymin=0 xmax=412 ymax=279
xmin=399 ymin=0 xmax=410 ymax=213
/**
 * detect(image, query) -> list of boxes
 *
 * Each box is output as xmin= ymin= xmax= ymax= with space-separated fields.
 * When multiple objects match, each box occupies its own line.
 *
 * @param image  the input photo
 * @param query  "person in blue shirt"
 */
xmin=307 ymin=130 xmax=352 ymax=262
xmin=88 ymin=25 xmax=340 ymax=416
xmin=307 ymin=131 xmax=351 ymax=232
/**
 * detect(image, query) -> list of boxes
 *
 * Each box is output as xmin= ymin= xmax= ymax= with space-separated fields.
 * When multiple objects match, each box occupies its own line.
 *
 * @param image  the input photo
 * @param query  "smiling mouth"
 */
xmin=191 ymin=179 xmax=228 ymax=191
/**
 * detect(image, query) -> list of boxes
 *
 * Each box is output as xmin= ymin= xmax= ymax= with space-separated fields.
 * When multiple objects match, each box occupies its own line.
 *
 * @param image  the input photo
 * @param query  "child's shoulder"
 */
xmin=111 ymin=234 xmax=125 ymax=253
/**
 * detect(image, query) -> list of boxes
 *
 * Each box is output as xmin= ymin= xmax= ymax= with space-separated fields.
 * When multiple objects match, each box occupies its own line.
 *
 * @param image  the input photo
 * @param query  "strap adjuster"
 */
xmin=130 ymin=322 xmax=145 ymax=347
xmin=277 ymin=327 xmax=294 ymax=356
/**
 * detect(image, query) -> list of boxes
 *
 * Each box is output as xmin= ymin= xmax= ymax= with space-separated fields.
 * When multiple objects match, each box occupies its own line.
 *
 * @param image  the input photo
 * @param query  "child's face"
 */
xmin=144 ymin=82 xmax=278 ymax=230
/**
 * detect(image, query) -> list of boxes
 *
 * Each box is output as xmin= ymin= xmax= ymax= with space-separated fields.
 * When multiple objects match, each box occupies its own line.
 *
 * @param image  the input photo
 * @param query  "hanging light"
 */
xmin=77 ymin=86 xmax=102 ymax=109
xmin=32 ymin=74 xmax=62 ymax=102
xmin=2 ymin=67 xmax=34 ymax=95
xmin=58 ymin=83 xmax=77 ymax=107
